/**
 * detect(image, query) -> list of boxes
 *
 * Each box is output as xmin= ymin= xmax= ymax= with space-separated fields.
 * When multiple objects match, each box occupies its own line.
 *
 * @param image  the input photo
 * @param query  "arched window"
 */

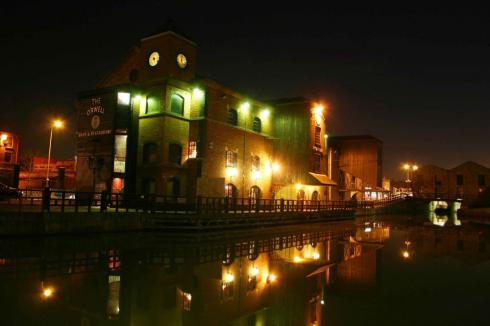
xmin=170 ymin=94 xmax=184 ymax=115
xmin=225 ymin=183 xmax=237 ymax=198
xmin=227 ymin=108 xmax=238 ymax=126
xmin=142 ymin=178 xmax=156 ymax=194
xmin=250 ymin=186 xmax=261 ymax=200
xmin=252 ymin=117 xmax=262 ymax=133
xmin=146 ymin=93 xmax=160 ymax=114
xmin=168 ymin=143 xmax=182 ymax=165
xmin=311 ymin=190 xmax=319 ymax=201
xmin=142 ymin=143 xmax=157 ymax=164
xmin=297 ymin=189 xmax=305 ymax=200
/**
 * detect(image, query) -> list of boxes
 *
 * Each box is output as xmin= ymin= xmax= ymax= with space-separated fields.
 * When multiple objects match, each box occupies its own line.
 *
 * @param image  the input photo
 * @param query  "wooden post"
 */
xmin=61 ymin=191 xmax=65 ymax=213
xmin=42 ymin=187 xmax=50 ymax=212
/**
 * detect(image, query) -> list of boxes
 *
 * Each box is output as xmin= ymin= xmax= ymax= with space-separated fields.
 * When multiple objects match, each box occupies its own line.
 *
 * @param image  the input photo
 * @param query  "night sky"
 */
xmin=1 ymin=3 xmax=489 ymax=179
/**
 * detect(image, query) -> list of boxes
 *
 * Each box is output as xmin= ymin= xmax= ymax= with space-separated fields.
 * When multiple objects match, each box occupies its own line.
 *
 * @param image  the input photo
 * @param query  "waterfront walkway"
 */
xmin=0 ymin=189 xmax=406 ymax=235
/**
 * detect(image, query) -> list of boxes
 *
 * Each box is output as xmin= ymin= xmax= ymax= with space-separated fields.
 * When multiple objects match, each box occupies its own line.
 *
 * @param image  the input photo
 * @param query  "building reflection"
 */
xmin=0 ymin=222 xmax=390 ymax=326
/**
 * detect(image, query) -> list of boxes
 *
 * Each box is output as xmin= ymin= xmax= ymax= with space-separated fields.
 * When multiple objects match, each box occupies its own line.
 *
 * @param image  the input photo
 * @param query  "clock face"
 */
xmin=148 ymin=51 xmax=160 ymax=67
xmin=176 ymin=53 xmax=187 ymax=69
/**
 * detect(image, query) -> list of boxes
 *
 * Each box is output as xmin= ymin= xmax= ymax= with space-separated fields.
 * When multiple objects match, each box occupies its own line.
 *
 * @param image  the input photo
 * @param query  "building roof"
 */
xmin=450 ymin=161 xmax=490 ymax=171
xmin=141 ymin=20 xmax=196 ymax=46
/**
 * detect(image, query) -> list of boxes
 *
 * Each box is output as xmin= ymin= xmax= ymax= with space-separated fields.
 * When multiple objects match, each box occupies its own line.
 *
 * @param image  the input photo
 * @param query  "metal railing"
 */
xmin=0 ymin=189 xmax=405 ymax=214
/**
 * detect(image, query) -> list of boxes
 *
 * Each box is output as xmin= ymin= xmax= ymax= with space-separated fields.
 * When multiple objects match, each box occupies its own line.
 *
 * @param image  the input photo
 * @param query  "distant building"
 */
xmin=328 ymin=135 xmax=384 ymax=200
xmin=19 ymin=157 xmax=76 ymax=189
xmin=0 ymin=130 xmax=20 ymax=187
xmin=411 ymin=161 xmax=490 ymax=200
xmin=75 ymin=30 xmax=335 ymax=200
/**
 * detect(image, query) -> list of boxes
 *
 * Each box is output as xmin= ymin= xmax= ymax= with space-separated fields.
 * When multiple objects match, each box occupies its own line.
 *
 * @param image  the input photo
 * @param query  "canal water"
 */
xmin=1 ymin=214 xmax=489 ymax=325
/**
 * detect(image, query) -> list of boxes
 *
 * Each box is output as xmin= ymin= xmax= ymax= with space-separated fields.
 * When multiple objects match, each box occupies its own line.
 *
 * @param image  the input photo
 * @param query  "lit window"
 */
xmin=114 ymin=135 xmax=127 ymax=173
xmin=188 ymin=141 xmax=197 ymax=158
xmin=169 ymin=143 xmax=182 ymax=165
xmin=146 ymin=94 xmax=160 ymax=114
xmin=227 ymin=109 xmax=238 ymax=126
xmin=221 ymin=281 xmax=234 ymax=299
xmin=252 ymin=117 xmax=262 ymax=133
xmin=117 ymin=92 xmax=130 ymax=106
xmin=170 ymin=94 xmax=184 ymax=115
xmin=247 ymin=275 xmax=257 ymax=291
xmin=225 ymin=183 xmax=236 ymax=198
xmin=108 ymin=250 xmax=120 ymax=271
xmin=226 ymin=150 xmax=237 ymax=168
xmin=182 ymin=292 xmax=192 ymax=311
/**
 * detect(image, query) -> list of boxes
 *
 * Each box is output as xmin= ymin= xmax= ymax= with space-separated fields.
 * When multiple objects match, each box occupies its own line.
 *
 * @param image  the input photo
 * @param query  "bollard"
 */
xmin=100 ymin=190 xmax=108 ymax=212
xmin=42 ymin=187 xmax=50 ymax=212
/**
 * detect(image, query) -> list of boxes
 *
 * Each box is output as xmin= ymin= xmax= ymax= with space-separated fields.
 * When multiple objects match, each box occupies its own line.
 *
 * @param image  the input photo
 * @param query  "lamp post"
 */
xmin=402 ymin=163 xmax=418 ymax=183
xmin=46 ymin=120 xmax=63 ymax=187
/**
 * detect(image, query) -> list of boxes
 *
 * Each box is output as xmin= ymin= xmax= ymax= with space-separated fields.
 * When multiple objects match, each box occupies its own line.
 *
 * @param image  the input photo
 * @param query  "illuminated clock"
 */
xmin=148 ymin=51 xmax=160 ymax=67
xmin=176 ymin=53 xmax=187 ymax=69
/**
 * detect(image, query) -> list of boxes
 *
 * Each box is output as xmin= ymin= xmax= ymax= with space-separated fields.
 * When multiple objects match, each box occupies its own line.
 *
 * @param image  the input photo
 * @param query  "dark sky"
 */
xmin=1 ymin=3 xmax=489 ymax=179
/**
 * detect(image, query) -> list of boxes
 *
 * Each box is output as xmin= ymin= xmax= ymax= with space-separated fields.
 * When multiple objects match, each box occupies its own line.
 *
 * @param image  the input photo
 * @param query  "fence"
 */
xmin=0 ymin=189 xmax=405 ymax=214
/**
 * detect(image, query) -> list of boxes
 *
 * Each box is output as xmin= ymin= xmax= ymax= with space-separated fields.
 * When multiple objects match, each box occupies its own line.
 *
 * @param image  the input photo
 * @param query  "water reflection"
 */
xmin=1 ymin=217 xmax=489 ymax=325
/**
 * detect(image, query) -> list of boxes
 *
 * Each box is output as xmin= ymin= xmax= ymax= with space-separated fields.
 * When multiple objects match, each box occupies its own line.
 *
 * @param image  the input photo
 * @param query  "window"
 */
xmin=188 ymin=141 xmax=197 ymax=159
xmin=225 ymin=150 xmax=237 ymax=168
xmin=114 ymin=135 xmax=127 ymax=173
xmin=297 ymin=189 xmax=305 ymax=200
xmin=117 ymin=92 xmax=130 ymax=106
xmin=314 ymin=126 xmax=321 ymax=146
xmin=311 ymin=190 xmax=319 ymax=201
xmin=225 ymin=183 xmax=237 ymax=198
xmin=227 ymin=109 xmax=238 ymax=126
xmin=4 ymin=152 xmax=12 ymax=163
xmin=143 ymin=143 xmax=157 ymax=164
xmin=250 ymin=186 xmax=261 ymax=200
xmin=252 ymin=117 xmax=261 ymax=133
xmin=170 ymin=94 xmax=184 ymax=115
xmin=182 ymin=292 xmax=192 ymax=312
xmin=456 ymin=174 xmax=464 ymax=186
xmin=222 ymin=281 xmax=234 ymax=299
xmin=142 ymin=178 xmax=156 ymax=194
xmin=313 ymin=153 xmax=321 ymax=173
xmin=167 ymin=177 xmax=180 ymax=197
xmin=478 ymin=175 xmax=485 ymax=186
xmin=247 ymin=275 xmax=257 ymax=291
xmin=169 ymin=143 xmax=182 ymax=165
xmin=146 ymin=94 xmax=160 ymax=114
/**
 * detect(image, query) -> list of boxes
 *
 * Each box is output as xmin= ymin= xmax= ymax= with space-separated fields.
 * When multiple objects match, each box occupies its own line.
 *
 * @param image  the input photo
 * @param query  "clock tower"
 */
xmin=97 ymin=30 xmax=197 ymax=88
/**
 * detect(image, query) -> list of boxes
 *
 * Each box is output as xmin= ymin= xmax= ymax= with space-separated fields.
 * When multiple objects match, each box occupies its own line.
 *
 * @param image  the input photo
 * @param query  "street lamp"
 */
xmin=46 ymin=119 xmax=63 ymax=187
xmin=402 ymin=163 xmax=418 ymax=183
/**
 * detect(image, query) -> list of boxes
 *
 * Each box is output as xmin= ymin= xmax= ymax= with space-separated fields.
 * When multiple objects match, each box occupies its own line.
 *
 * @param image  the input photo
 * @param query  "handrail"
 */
xmin=0 ymin=188 xmax=406 ymax=214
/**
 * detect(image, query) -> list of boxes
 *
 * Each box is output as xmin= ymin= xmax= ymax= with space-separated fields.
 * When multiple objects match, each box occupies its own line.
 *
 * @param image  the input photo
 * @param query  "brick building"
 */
xmin=19 ymin=157 xmax=76 ymax=189
xmin=0 ymin=130 xmax=20 ymax=187
xmin=75 ymin=30 xmax=334 ymax=200
xmin=412 ymin=161 xmax=490 ymax=200
xmin=328 ymin=135 xmax=383 ymax=200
